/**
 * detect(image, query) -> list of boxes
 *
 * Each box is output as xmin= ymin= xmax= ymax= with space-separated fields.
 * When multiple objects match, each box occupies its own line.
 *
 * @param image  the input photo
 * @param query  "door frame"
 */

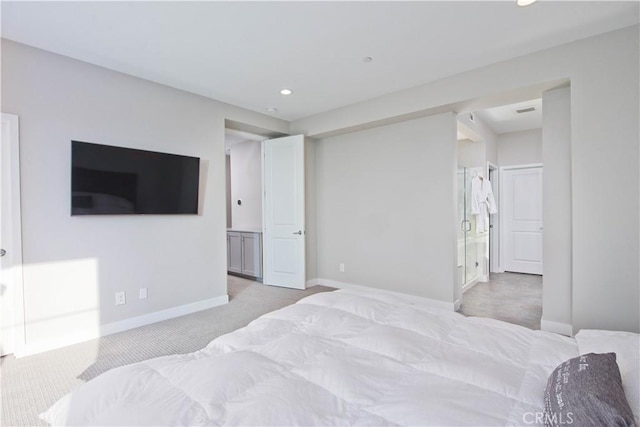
xmin=499 ymin=163 xmax=543 ymax=274
xmin=487 ymin=162 xmax=500 ymax=274
xmin=1 ymin=113 xmax=26 ymax=357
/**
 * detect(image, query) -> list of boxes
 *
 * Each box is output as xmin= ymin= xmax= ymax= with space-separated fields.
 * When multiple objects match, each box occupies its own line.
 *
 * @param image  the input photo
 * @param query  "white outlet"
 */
xmin=139 ymin=287 xmax=148 ymax=299
xmin=339 ymin=263 xmax=345 ymax=272
xmin=115 ymin=291 xmax=126 ymax=306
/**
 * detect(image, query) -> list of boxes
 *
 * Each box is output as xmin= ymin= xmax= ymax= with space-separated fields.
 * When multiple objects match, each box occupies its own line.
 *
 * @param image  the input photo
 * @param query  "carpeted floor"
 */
xmin=0 ymin=276 xmax=334 ymax=427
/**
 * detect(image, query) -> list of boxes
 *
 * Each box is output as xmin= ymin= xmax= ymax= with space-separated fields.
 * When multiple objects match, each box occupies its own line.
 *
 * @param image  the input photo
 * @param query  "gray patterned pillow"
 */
xmin=544 ymin=353 xmax=636 ymax=427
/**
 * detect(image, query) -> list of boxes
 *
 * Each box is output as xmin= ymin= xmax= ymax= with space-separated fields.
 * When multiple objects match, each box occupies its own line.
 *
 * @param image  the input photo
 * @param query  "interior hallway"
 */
xmin=458 ymin=272 xmax=542 ymax=330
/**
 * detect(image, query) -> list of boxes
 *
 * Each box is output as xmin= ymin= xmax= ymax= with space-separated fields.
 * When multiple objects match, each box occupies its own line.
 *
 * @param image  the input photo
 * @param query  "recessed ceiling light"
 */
xmin=266 ymin=107 xmax=278 ymax=113
xmin=516 ymin=0 xmax=537 ymax=6
xmin=363 ymin=57 xmax=373 ymax=63
xmin=280 ymin=89 xmax=292 ymax=95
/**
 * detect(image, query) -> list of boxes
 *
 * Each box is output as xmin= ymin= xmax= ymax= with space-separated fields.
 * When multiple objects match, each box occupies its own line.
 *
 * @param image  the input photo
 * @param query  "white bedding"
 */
xmin=41 ymin=288 xmax=637 ymax=426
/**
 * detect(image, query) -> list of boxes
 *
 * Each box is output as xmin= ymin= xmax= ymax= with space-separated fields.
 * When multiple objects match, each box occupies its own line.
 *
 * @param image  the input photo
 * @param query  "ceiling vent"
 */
xmin=516 ymin=106 xmax=536 ymax=114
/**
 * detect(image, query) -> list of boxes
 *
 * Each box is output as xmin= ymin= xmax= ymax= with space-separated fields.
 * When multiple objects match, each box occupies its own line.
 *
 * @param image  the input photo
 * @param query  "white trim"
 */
xmin=499 ymin=168 xmax=506 ymax=273
xmin=541 ymin=318 xmax=573 ymax=336
xmin=487 ymin=162 xmax=500 ymax=274
xmin=313 ymin=278 xmax=457 ymax=311
xmin=1 ymin=113 xmax=26 ymax=358
xmin=461 ymin=276 xmax=479 ymax=293
xmin=23 ymin=295 xmax=229 ymax=356
xmin=225 ymin=128 xmax=267 ymax=142
xmin=261 ymin=139 xmax=266 ymax=269
xmin=100 ymin=295 xmax=229 ymax=335
xmin=305 ymin=278 xmax=321 ymax=287
xmin=500 ymin=162 xmax=543 ymax=171
xmin=461 ymin=273 xmax=489 ymax=293
xmin=486 ymin=161 xmax=498 ymax=176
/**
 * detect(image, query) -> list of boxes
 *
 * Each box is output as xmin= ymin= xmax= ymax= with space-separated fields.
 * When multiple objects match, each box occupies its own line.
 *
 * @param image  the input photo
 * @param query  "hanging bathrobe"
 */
xmin=470 ymin=176 xmax=497 ymax=233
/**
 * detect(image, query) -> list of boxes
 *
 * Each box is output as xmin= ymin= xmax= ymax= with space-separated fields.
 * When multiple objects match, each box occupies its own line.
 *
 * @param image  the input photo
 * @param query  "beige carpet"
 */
xmin=0 ymin=276 xmax=334 ymax=427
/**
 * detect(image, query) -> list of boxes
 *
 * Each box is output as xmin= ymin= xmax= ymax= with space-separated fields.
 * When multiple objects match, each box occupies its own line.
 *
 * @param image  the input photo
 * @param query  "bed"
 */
xmin=41 ymin=288 xmax=639 ymax=426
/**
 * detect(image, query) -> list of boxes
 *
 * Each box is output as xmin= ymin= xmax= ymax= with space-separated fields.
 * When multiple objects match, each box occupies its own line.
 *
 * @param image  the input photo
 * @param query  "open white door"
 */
xmin=1 ymin=113 xmax=25 ymax=357
xmin=502 ymin=166 xmax=543 ymax=275
xmin=262 ymin=135 xmax=305 ymax=289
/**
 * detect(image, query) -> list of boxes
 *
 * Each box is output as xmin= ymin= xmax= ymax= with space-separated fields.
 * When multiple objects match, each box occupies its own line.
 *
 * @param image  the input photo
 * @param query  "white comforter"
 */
xmin=42 ymin=289 xmax=586 ymax=426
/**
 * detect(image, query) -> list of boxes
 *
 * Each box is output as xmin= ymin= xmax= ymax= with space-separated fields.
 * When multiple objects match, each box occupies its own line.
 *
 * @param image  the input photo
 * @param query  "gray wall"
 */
xmin=229 ymin=141 xmax=262 ymax=231
xmin=305 ymin=138 xmax=318 ymax=282
xmin=295 ymin=25 xmax=640 ymax=333
xmin=1 ymin=40 xmax=289 ymax=353
xmin=315 ymin=113 xmax=458 ymax=304
xmin=457 ymin=113 xmax=497 ymax=167
xmin=3 ymin=21 xmax=638 ymax=354
xmin=498 ymin=129 xmax=542 ymax=166
xmin=570 ymin=28 xmax=639 ymax=332
xmin=457 ymin=139 xmax=486 ymax=169
xmin=542 ymin=87 xmax=572 ymax=331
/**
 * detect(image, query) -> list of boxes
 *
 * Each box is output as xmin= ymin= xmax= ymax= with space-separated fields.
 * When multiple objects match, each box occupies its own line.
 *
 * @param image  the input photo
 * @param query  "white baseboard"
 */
xmin=23 ymin=295 xmax=229 ymax=356
xmin=101 ymin=295 xmax=229 ymax=336
xmin=306 ymin=278 xmax=321 ymax=288
xmin=541 ymin=318 xmax=573 ymax=336
xmin=461 ymin=277 xmax=480 ymax=293
xmin=311 ymin=278 xmax=457 ymax=311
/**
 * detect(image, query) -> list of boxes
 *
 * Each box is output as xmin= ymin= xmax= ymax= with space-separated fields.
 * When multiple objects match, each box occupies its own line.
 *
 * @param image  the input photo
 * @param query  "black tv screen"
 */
xmin=71 ymin=141 xmax=200 ymax=215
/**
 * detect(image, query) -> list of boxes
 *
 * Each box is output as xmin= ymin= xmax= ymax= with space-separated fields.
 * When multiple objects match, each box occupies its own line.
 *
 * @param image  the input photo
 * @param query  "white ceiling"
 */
xmin=2 ymin=1 xmax=638 ymax=122
xmin=476 ymin=98 xmax=543 ymax=134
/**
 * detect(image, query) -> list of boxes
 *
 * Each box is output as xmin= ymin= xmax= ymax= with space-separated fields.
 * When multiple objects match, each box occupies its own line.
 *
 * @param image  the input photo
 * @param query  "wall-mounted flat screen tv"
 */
xmin=71 ymin=141 xmax=200 ymax=215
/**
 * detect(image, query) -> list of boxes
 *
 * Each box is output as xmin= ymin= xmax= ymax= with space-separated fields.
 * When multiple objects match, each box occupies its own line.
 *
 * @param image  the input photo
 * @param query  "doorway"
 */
xmin=225 ymin=128 xmax=267 ymax=286
xmin=1 ymin=113 xmax=25 ymax=357
xmin=457 ymin=97 xmax=544 ymax=329
xmin=224 ymin=126 xmax=307 ymax=290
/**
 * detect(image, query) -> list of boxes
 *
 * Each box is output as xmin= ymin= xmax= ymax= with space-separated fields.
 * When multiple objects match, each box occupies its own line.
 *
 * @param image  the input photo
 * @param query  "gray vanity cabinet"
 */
xmin=227 ymin=231 xmax=262 ymax=280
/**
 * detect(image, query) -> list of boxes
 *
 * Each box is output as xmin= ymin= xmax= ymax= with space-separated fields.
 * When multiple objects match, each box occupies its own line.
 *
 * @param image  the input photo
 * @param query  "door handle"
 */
xmin=461 ymin=220 xmax=471 ymax=232
xmin=292 ymin=230 xmax=303 ymax=235
xmin=0 ymin=249 xmax=6 ymax=257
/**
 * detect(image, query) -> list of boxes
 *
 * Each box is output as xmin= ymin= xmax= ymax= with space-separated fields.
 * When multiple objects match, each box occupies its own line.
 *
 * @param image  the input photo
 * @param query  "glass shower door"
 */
xmin=457 ymin=169 xmax=466 ymax=287
xmin=457 ymin=167 xmax=478 ymax=287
